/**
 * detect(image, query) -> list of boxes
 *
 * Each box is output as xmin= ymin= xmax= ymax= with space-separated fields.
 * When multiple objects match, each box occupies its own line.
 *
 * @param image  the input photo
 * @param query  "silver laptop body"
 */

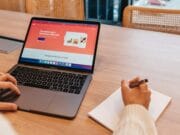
xmin=8 ymin=17 xmax=100 ymax=118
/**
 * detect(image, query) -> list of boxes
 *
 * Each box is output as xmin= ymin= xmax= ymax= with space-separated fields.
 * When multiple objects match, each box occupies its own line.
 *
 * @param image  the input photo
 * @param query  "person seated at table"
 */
xmin=113 ymin=77 xmax=158 ymax=135
xmin=0 ymin=72 xmax=20 ymax=111
xmin=0 ymin=73 xmax=158 ymax=135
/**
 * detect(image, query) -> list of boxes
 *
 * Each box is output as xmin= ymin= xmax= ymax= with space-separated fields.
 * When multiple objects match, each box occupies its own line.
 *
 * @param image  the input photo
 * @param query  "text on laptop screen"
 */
xmin=20 ymin=20 xmax=99 ymax=71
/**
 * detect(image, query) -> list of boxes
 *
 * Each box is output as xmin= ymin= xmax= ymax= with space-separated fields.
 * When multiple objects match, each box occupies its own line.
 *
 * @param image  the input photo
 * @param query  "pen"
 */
xmin=129 ymin=79 xmax=148 ymax=88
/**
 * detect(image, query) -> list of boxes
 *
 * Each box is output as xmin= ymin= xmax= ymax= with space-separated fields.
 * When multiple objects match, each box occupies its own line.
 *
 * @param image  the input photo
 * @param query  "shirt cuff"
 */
xmin=113 ymin=104 xmax=157 ymax=135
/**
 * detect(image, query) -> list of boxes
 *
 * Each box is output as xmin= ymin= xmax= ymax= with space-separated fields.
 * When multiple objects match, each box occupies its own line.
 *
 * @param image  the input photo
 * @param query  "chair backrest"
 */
xmin=26 ymin=0 xmax=85 ymax=20
xmin=123 ymin=6 xmax=180 ymax=34
xmin=26 ymin=0 xmax=53 ymax=16
xmin=0 ymin=0 xmax=25 ymax=12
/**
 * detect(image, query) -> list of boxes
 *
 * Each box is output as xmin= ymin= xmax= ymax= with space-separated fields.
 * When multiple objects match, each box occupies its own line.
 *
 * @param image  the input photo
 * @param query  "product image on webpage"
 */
xmin=64 ymin=32 xmax=87 ymax=48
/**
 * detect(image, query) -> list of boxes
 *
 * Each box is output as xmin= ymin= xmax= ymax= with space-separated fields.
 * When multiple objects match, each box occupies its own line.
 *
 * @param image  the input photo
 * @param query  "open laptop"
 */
xmin=7 ymin=17 xmax=100 ymax=118
xmin=0 ymin=36 xmax=23 ymax=54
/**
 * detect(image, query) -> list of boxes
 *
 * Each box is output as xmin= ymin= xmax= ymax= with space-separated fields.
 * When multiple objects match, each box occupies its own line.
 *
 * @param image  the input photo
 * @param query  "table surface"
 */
xmin=0 ymin=10 xmax=180 ymax=135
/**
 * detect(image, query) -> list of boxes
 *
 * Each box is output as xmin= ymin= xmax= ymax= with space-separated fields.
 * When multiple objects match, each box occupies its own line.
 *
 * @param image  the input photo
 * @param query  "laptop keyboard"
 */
xmin=10 ymin=66 xmax=88 ymax=94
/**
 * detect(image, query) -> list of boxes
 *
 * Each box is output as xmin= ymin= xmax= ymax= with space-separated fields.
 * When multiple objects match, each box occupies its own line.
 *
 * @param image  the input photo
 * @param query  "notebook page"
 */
xmin=88 ymin=88 xmax=172 ymax=131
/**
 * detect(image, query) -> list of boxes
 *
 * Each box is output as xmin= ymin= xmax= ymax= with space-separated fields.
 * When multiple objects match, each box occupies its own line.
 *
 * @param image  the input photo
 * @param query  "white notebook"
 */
xmin=88 ymin=88 xmax=172 ymax=131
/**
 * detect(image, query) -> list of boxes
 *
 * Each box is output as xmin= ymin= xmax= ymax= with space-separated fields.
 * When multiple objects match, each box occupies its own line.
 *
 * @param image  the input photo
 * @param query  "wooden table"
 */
xmin=0 ymin=10 xmax=180 ymax=135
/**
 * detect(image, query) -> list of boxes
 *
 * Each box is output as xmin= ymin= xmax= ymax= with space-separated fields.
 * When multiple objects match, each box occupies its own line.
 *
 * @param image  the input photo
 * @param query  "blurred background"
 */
xmin=0 ymin=0 xmax=179 ymax=25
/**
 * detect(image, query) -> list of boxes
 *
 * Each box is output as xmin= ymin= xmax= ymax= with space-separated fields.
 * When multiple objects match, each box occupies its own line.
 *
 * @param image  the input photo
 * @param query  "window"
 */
xmin=85 ymin=0 xmax=129 ymax=25
xmin=132 ymin=0 xmax=180 ymax=9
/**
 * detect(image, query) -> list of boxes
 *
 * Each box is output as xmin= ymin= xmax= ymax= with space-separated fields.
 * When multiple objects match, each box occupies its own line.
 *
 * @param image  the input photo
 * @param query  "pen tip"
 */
xmin=144 ymin=79 xmax=148 ymax=82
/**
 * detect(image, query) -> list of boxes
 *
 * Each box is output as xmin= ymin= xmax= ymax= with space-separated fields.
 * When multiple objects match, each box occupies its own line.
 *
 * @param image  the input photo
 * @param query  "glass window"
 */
xmin=132 ymin=0 xmax=180 ymax=10
xmin=85 ymin=0 xmax=129 ymax=25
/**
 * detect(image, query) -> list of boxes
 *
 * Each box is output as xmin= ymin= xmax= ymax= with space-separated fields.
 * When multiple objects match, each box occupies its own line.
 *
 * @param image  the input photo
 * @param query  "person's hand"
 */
xmin=121 ymin=77 xmax=151 ymax=109
xmin=0 ymin=72 xmax=20 ymax=111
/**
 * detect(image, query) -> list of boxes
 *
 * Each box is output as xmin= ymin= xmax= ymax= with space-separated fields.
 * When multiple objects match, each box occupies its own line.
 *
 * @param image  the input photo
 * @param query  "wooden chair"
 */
xmin=25 ymin=0 xmax=85 ymax=20
xmin=0 ymin=0 xmax=25 ymax=12
xmin=123 ymin=6 xmax=180 ymax=34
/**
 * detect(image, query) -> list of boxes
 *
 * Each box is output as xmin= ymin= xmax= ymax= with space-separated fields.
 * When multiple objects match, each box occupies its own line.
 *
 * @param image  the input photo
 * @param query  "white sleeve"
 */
xmin=113 ymin=104 xmax=158 ymax=135
xmin=0 ymin=114 xmax=17 ymax=135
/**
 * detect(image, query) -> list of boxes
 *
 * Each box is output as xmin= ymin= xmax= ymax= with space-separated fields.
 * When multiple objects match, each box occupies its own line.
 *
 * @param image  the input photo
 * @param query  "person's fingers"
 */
xmin=144 ymin=90 xmax=151 ymax=99
xmin=0 ymin=73 xmax=17 ymax=85
xmin=139 ymin=83 xmax=148 ymax=92
xmin=0 ymin=82 xmax=20 ymax=95
xmin=121 ymin=80 xmax=129 ymax=96
xmin=0 ymin=72 xmax=4 ymax=76
xmin=140 ymin=89 xmax=151 ymax=100
xmin=6 ymin=74 xmax=17 ymax=85
xmin=0 ymin=102 xmax=17 ymax=111
xmin=145 ymin=91 xmax=151 ymax=109
xmin=129 ymin=76 xmax=140 ymax=84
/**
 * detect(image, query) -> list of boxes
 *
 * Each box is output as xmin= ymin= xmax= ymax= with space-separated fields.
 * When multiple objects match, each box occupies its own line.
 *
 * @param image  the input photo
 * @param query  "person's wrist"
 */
xmin=125 ymin=103 xmax=149 ymax=110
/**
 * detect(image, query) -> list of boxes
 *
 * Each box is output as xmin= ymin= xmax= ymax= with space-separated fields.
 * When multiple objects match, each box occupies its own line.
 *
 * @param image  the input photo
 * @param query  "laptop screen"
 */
xmin=19 ymin=18 xmax=100 ymax=73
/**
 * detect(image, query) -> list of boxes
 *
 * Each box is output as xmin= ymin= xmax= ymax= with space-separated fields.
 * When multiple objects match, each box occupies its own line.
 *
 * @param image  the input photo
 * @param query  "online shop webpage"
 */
xmin=21 ymin=20 xmax=98 ymax=71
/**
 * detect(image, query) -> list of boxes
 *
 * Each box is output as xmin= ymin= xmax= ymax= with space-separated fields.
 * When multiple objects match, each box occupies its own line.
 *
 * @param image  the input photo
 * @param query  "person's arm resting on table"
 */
xmin=113 ymin=77 xmax=158 ymax=135
xmin=0 ymin=72 xmax=20 ymax=111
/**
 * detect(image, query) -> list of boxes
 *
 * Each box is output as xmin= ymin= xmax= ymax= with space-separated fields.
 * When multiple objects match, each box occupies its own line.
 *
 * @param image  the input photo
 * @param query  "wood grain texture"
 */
xmin=26 ymin=0 xmax=84 ymax=20
xmin=0 ymin=0 xmax=84 ymax=20
xmin=0 ymin=10 xmax=180 ymax=135
xmin=0 ymin=0 xmax=25 ymax=11
xmin=61 ymin=0 xmax=84 ymax=20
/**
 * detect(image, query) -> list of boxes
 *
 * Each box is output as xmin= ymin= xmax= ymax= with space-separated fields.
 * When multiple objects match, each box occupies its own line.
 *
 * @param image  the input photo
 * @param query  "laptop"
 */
xmin=7 ymin=17 xmax=100 ymax=118
xmin=0 ymin=36 xmax=23 ymax=54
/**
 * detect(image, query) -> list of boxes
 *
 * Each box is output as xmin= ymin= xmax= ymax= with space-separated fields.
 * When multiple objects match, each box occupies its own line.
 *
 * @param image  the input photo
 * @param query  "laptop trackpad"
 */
xmin=16 ymin=86 xmax=55 ymax=112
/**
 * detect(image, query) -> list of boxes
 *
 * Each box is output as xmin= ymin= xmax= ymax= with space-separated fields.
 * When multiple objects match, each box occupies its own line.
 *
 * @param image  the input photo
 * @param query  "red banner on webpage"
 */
xmin=25 ymin=20 xmax=98 ymax=55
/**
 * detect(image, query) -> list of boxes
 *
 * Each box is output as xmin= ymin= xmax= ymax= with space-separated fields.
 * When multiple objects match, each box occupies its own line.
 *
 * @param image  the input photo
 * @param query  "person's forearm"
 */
xmin=113 ymin=104 xmax=158 ymax=135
